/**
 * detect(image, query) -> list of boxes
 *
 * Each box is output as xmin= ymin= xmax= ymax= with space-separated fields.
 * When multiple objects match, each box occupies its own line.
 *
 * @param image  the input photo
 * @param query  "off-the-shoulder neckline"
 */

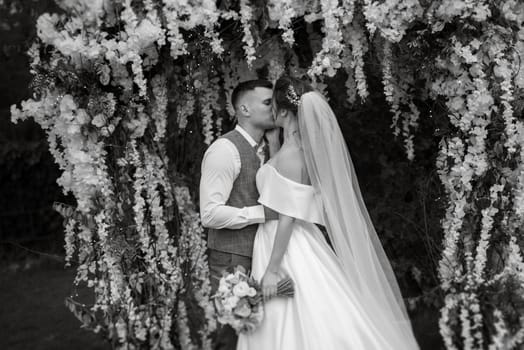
xmin=262 ymin=163 xmax=313 ymax=188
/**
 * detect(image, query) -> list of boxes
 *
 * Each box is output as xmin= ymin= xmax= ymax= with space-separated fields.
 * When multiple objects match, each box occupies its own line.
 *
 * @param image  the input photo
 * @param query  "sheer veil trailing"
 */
xmin=298 ymin=91 xmax=419 ymax=349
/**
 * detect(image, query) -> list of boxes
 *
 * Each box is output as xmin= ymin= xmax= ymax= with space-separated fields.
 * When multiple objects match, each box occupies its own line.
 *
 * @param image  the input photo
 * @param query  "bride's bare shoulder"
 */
xmin=272 ymin=146 xmax=309 ymax=185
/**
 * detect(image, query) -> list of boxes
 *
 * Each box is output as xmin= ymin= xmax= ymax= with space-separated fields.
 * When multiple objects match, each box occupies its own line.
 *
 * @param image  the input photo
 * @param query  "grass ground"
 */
xmin=0 ymin=262 xmax=107 ymax=350
xmin=0 ymin=259 xmax=443 ymax=350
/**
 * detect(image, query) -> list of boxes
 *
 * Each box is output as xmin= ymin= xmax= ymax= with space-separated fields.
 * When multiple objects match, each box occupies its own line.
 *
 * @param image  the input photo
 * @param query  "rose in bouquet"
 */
xmin=212 ymin=265 xmax=294 ymax=333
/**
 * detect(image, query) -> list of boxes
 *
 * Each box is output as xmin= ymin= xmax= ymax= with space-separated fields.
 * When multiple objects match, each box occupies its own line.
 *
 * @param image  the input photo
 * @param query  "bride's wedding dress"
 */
xmin=236 ymin=162 xmax=415 ymax=350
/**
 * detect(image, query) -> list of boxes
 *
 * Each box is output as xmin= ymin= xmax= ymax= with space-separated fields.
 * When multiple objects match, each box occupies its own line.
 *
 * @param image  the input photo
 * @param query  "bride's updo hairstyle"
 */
xmin=273 ymin=75 xmax=314 ymax=115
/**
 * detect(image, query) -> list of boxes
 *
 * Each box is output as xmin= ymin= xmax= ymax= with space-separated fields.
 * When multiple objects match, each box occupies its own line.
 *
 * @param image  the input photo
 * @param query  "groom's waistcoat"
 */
xmin=207 ymin=129 xmax=261 ymax=257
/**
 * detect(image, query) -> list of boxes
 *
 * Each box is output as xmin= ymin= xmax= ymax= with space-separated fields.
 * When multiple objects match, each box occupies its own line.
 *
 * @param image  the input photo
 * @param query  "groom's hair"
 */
xmin=231 ymin=79 xmax=273 ymax=111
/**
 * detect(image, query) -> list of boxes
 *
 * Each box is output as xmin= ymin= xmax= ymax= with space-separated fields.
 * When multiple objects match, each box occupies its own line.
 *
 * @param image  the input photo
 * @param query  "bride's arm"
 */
xmin=261 ymin=147 xmax=303 ymax=300
xmin=267 ymin=214 xmax=295 ymax=272
xmin=261 ymin=213 xmax=295 ymax=301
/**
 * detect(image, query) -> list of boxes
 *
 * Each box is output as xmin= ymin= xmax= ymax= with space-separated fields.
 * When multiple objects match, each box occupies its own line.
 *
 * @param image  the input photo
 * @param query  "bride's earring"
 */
xmin=280 ymin=110 xmax=289 ymax=126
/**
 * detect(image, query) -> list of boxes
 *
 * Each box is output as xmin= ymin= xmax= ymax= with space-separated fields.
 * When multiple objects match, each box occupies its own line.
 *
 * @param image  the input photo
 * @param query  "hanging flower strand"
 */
xmin=239 ymin=0 xmax=257 ymax=67
xmin=307 ymin=0 xmax=345 ymax=79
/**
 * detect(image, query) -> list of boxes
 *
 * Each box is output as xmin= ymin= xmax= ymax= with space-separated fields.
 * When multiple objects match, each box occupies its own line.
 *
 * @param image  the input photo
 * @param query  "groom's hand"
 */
xmin=263 ymin=206 xmax=279 ymax=221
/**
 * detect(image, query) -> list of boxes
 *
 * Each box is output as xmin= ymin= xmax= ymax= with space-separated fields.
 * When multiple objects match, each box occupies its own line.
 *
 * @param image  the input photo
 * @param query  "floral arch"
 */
xmin=9 ymin=0 xmax=524 ymax=349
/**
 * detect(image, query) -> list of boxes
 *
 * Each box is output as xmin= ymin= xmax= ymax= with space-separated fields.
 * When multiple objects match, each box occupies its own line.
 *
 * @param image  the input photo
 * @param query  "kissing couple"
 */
xmin=199 ymin=76 xmax=420 ymax=350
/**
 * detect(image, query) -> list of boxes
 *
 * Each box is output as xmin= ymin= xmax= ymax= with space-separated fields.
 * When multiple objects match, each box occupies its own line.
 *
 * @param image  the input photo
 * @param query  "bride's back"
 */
xmin=270 ymin=144 xmax=311 ymax=186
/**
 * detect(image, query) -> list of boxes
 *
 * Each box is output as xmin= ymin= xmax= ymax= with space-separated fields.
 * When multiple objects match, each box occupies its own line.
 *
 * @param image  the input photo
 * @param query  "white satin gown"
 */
xmin=236 ymin=163 xmax=409 ymax=350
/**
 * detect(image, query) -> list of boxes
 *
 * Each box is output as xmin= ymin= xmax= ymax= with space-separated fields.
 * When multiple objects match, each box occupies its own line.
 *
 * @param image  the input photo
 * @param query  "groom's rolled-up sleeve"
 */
xmin=199 ymin=139 xmax=265 ymax=230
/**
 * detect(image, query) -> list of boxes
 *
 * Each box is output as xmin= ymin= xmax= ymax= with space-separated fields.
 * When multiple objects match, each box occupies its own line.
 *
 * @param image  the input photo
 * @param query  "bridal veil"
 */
xmin=297 ymin=91 xmax=419 ymax=349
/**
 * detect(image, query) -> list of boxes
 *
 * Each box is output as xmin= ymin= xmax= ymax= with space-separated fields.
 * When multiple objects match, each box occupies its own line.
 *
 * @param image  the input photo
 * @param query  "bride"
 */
xmin=236 ymin=76 xmax=420 ymax=349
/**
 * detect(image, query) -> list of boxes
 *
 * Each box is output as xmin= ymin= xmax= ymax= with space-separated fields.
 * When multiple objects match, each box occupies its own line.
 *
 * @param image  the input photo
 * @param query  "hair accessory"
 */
xmin=286 ymin=84 xmax=300 ymax=107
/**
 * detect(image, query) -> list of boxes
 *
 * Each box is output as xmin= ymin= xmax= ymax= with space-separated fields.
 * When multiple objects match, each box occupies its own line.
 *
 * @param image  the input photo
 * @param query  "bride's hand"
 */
xmin=261 ymin=270 xmax=280 ymax=302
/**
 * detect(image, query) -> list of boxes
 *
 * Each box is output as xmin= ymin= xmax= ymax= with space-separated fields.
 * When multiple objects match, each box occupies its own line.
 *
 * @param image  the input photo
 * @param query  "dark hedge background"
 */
xmin=0 ymin=0 xmax=67 ymax=266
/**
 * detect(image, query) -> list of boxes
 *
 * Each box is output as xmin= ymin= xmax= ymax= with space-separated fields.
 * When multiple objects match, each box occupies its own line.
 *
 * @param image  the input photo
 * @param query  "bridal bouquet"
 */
xmin=213 ymin=265 xmax=294 ymax=333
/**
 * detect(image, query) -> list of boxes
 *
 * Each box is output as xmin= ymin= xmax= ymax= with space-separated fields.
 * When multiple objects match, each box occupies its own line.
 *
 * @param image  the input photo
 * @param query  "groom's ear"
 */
xmin=239 ymin=104 xmax=249 ymax=116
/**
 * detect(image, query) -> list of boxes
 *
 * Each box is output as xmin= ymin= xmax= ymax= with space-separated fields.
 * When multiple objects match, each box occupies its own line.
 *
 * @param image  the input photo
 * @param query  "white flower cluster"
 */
xmin=197 ymin=72 xmax=221 ymax=144
xmin=401 ymin=103 xmax=419 ymax=161
xmin=218 ymin=278 xmax=257 ymax=311
xmin=439 ymin=293 xmax=460 ymax=350
xmin=162 ymin=0 xmax=232 ymax=58
xmin=267 ymin=52 xmax=286 ymax=83
xmin=381 ymin=42 xmax=401 ymax=133
xmin=431 ymin=8 xmax=524 ymax=345
xmin=472 ymin=184 xmax=504 ymax=284
xmin=495 ymin=55 xmax=518 ymax=154
xmin=342 ymin=22 xmax=369 ymax=101
xmin=214 ymin=267 xmax=263 ymax=333
xmin=515 ymin=28 xmax=524 ymax=89
xmin=177 ymin=91 xmax=195 ymax=130
xmin=162 ymin=0 xmax=188 ymax=58
xmin=267 ymin=0 xmax=297 ymax=46
xmin=431 ymin=0 xmax=491 ymax=25
xmin=239 ymin=0 xmax=257 ymax=67
xmin=364 ymin=0 xmax=423 ymax=43
xmin=171 ymin=0 xmax=224 ymax=55
xmin=55 ymin=0 xmax=106 ymax=26
xmin=436 ymin=136 xmax=468 ymax=289
xmin=485 ymin=234 xmax=524 ymax=349
xmin=177 ymin=300 xmax=193 ymax=349
xmin=380 ymin=42 xmax=419 ymax=160
xmin=151 ymin=75 xmax=168 ymax=142
xmin=12 ymin=1 xmax=221 ymax=347
xmin=512 ymin=133 xmax=524 ymax=217
xmin=12 ymin=93 xmax=111 ymax=213
xmin=489 ymin=308 xmax=510 ymax=350
xmin=174 ymin=185 xmax=217 ymax=345
xmin=307 ymin=0 xmax=346 ymax=78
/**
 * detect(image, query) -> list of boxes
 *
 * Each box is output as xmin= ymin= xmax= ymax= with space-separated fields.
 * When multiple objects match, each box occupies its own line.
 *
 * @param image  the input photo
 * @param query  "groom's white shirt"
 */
xmin=200 ymin=124 xmax=266 ymax=230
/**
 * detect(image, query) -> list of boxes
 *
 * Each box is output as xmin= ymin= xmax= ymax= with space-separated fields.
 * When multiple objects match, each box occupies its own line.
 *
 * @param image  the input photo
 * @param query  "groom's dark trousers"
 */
xmin=204 ymin=129 xmax=264 ymax=350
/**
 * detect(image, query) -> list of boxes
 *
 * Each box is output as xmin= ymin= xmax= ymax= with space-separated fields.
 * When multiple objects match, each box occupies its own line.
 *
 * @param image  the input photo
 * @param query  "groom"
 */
xmin=199 ymin=79 xmax=279 ymax=350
